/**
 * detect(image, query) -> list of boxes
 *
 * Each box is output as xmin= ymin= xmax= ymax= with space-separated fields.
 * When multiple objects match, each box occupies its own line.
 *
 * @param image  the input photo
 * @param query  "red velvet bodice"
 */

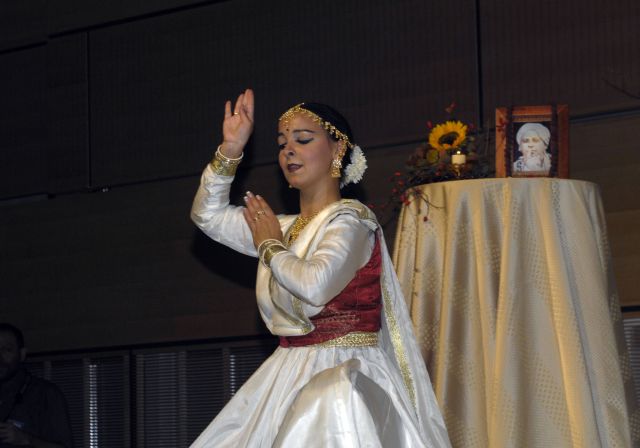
xmin=279 ymin=238 xmax=382 ymax=347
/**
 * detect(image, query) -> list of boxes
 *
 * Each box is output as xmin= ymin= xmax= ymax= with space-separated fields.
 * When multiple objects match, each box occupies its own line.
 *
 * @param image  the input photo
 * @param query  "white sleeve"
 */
xmin=190 ymin=164 xmax=257 ymax=257
xmin=269 ymin=214 xmax=375 ymax=307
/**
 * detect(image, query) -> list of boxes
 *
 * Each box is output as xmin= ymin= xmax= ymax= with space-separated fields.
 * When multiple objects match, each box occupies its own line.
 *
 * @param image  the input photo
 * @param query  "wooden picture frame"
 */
xmin=495 ymin=105 xmax=569 ymax=178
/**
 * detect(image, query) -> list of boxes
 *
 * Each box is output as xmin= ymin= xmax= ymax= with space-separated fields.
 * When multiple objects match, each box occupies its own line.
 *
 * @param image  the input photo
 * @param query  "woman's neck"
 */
xmin=298 ymin=186 xmax=341 ymax=218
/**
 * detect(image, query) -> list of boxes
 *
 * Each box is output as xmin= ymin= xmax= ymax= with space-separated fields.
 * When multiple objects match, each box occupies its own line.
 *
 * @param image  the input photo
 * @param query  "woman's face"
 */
xmin=519 ymin=131 xmax=548 ymax=158
xmin=277 ymin=114 xmax=340 ymax=191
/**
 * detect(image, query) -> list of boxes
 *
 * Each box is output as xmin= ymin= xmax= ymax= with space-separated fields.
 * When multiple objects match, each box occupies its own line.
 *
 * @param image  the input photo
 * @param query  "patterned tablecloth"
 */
xmin=392 ymin=178 xmax=639 ymax=448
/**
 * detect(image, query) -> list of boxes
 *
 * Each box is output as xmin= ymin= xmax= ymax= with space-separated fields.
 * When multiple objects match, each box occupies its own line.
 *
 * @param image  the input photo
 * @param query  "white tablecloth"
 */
xmin=392 ymin=178 xmax=639 ymax=447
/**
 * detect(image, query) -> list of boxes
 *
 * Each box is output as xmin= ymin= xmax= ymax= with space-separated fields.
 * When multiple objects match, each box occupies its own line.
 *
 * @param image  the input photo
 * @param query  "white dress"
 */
xmin=189 ymin=165 xmax=451 ymax=447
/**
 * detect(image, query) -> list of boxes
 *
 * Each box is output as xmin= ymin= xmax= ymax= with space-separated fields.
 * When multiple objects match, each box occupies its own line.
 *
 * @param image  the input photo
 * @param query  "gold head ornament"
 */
xmin=279 ymin=104 xmax=354 ymax=150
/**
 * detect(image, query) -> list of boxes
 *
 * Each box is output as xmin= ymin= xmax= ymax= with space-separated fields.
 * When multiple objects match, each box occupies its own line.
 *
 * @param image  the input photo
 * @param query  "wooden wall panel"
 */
xmin=480 ymin=0 xmax=640 ymax=119
xmin=0 ymin=46 xmax=47 ymax=199
xmin=47 ymin=0 xmax=227 ymax=35
xmin=607 ymin=210 xmax=640 ymax=306
xmin=569 ymin=114 xmax=640 ymax=306
xmin=0 ymin=0 xmax=224 ymax=51
xmin=570 ymin=115 xmax=640 ymax=213
xmin=0 ymin=1 xmax=46 ymax=50
xmin=88 ymin=0 xmax=478 ymax=186
xmin=2 ymin=175 xmax=260 ymax=352
xmin=46 ymin=34 xmax=89 ymax=193
xmin=0 ymin=35 xmax=88 ymax=199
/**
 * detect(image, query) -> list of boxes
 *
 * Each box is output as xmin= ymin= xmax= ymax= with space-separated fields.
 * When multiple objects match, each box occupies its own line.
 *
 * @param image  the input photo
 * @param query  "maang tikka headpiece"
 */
xmin=279 ymin=103 xmax=367 ymax=188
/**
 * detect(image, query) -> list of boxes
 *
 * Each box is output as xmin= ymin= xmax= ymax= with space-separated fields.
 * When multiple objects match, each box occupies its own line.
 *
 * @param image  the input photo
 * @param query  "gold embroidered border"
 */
xmin=285 ymin=217 xmax=313 ymax=328
xmin=342 ymin=199 xmax=378 ymax=227
xmin=292 ymin=295 xmax=305 ymax=324
xmin=269 ymin=277 xmax=313 ymax=332
xmin=315 ymin=331 xmax=378 ymax=348
xmin=382 ymin=281 xmax=417 ymax=408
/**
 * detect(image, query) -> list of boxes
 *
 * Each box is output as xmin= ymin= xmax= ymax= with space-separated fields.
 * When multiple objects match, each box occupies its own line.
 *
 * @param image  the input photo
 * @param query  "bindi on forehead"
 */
xmin=278 ymin=126 xmax=317 ymax=138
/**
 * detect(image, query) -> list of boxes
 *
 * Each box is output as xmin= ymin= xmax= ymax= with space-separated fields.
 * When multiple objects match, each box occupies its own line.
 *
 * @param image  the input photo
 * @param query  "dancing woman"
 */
xmin=190 ymin=89 xmax=450 ymax=447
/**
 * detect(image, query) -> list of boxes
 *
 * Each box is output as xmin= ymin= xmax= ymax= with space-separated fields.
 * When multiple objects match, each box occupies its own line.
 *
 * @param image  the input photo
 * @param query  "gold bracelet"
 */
xmin=259 ymin=240 xmax=287 ymax=268
xmin=258 ymin=238 xmax=282 ymax=259
xmin=210 ymin=145 xmax=243 ymax=176
xmin=264 ymin=244 xmax=287 ymax=266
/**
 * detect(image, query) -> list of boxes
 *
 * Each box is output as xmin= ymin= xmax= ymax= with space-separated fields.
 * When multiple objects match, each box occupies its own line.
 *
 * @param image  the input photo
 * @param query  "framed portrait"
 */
xmin=495 ymin=105 xmax=569 ymax=178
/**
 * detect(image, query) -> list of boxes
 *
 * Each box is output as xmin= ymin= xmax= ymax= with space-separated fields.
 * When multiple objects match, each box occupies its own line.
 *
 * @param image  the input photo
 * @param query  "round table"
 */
xmin=392 ymin=178 xmax=638 ymax=448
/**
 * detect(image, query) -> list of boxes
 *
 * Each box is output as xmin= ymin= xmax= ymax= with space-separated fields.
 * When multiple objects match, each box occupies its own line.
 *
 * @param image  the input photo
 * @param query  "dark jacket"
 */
xmin=0 ymin=368 xmax=73 ymax=447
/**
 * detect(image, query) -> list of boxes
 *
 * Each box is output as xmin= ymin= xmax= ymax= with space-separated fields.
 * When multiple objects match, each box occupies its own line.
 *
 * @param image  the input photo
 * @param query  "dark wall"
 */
xmin=1 ymin=0 xmax=639 ymax=351
xmin=1 ymin=0 xmax=483 ymax=194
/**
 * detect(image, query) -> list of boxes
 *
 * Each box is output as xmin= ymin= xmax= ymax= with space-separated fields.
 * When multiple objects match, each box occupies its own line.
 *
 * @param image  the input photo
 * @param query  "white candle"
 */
xmin=452 ymin=151 xmax=466 ymax=165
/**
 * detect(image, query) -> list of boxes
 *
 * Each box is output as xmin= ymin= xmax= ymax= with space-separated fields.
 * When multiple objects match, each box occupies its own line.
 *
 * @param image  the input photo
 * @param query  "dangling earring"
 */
xmin=330 ymin=158 xmax=342 ymax=178
xmin=331 ymin=143 xmax=346 ymax=178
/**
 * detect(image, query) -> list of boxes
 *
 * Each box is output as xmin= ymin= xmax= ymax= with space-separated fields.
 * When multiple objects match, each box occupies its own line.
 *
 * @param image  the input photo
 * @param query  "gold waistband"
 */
xmin=315 ymin=331 xmax=378 ymax=348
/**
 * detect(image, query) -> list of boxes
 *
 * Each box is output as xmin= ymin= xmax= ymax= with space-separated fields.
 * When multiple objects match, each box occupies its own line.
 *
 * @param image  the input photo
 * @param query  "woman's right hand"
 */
xmin=220 ymin=88 xmax=255 ymax=158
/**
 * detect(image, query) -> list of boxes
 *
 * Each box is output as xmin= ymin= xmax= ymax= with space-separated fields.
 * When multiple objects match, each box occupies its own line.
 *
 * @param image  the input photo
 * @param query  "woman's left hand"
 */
xmin=243 ymin=192 xmax=284 ymax=248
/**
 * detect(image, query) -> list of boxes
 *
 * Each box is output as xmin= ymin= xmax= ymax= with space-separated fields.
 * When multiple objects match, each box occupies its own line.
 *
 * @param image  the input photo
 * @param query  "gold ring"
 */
xmin=253 ymin=216 xmax=260 ymax=222
xmin=256 ymin=210 xmax=266 ymax=217
xmin=233 ymin=112 xmax=239 ymax=115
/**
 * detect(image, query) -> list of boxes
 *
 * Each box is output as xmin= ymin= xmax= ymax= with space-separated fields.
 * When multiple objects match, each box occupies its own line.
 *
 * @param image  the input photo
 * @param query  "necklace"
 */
xmin=287 ymin=213 xmax=318 ymax=245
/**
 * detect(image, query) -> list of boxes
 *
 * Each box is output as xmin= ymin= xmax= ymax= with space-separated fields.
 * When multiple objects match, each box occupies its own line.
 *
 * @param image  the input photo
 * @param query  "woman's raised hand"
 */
xmin=220 ymin=88 xmax=255 ymax=158
xmin=243 ymin=191 xmax=284 ymax=247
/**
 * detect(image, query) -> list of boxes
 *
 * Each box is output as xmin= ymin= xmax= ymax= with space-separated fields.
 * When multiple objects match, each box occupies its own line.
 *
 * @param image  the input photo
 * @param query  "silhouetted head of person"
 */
xmin=0 ymin=323 xmax=26 ymax=383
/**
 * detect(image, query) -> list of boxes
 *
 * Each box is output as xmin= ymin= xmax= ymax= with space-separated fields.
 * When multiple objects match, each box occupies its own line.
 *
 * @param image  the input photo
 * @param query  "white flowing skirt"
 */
xmin=190 ymin=344 xmax=439 ymax=448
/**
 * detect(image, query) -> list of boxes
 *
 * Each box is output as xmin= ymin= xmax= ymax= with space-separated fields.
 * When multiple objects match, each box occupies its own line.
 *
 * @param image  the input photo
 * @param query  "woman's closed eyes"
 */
xmin=278 ymin=138 xmax=314 ymax=150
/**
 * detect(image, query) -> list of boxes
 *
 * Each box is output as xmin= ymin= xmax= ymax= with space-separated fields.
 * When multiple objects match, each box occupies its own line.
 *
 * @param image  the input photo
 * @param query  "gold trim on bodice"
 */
xmin=314 ymin=331 xmax=378 ymax=348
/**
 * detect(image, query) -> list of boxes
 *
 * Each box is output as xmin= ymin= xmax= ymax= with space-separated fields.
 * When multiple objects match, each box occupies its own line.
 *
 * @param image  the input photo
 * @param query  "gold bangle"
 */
xmin=217 ymin=145 xmax=243 ymax=162
xmin=259 ymin=240 xmax=287 ymax=267
xmin=264 ymin=244 xmax=287 ymax=266
xmin=210 ymin=145 xmax=243 ymax=176
xmin=258 ymin=238 xmax=282 ymax=258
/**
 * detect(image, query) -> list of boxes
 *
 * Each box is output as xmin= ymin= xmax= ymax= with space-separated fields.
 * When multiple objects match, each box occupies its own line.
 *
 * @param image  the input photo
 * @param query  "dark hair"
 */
xmin=298 ymin=103 xmax=355 ymax=145
xmin=0 ymin=323 xmax=24 ymax=349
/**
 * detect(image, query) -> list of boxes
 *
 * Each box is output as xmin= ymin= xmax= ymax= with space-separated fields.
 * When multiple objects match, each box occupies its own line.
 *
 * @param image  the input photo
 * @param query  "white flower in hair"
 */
xmin=341 ymin=145 xmax=367 ymax=188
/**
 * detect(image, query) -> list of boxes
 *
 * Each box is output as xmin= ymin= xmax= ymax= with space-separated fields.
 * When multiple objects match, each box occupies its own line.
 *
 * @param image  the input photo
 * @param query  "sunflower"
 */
xmin=428 ymin=121 xmax=467 ymax=152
